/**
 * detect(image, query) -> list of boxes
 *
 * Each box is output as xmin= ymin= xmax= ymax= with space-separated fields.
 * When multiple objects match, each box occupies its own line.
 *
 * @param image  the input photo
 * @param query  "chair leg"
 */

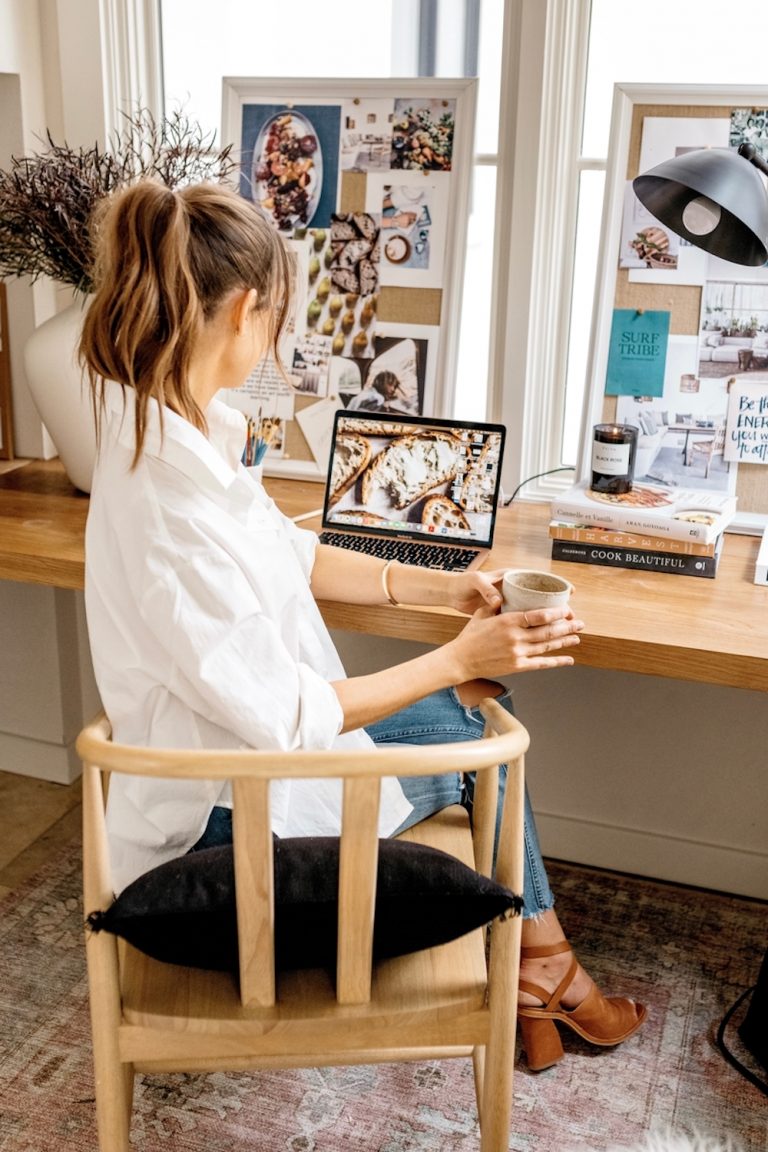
xmin=93 ymin=1061 xmax=134 ymax=1152
xmin=479 ymin=913 xmax=522 ymax=1152
xmin=472 ymin=1045 xmax=485 ymax=1127
xmin=87 ymin=934 xmax=134 ymax=1151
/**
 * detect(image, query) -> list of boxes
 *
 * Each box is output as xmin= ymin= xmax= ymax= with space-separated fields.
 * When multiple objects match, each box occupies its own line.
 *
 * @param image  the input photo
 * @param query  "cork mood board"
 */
xmin=582 ymin=84 xmax=768 ymax=533
xmin=221 ymin=77 xmax=477 ymax=481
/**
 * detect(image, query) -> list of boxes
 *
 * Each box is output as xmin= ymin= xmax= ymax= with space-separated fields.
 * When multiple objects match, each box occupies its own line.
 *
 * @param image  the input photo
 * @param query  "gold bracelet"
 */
xmin=381 ymin=558 xmax=400 ymax=606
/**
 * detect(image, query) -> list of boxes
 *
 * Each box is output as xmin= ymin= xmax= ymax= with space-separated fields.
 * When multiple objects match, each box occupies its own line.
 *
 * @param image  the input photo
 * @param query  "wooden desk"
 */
xmin=1 ymin=460 xmax=766 ymax=692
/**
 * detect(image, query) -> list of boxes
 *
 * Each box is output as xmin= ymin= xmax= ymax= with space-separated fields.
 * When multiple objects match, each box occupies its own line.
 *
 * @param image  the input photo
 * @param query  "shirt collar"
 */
xmin=102 ymin=380 xmax=247 ymax=492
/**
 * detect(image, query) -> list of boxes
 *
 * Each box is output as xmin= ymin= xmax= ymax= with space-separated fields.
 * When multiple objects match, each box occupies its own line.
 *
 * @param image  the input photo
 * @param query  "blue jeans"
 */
xmin=365 ymin=687 xmax=554 ymax=919
xmin=192 ymin=688 xmax=554 ymax=919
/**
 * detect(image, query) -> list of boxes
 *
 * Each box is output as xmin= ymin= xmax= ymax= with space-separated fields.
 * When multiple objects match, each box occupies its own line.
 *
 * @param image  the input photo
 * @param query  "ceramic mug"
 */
xmin=501 ymin=569 xmax=574 ymax=613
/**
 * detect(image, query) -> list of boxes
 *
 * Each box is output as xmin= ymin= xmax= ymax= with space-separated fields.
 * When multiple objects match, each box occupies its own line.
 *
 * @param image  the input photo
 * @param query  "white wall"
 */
xmin=0 ymin=0 xmax=107 ymax=457
xmin=0 ymin=0 xmax=104 ymax=778
xmin=332 ymin=632 xmax=768 ymax=901
xmin=0 ymin=582 xmax=100 ymax=783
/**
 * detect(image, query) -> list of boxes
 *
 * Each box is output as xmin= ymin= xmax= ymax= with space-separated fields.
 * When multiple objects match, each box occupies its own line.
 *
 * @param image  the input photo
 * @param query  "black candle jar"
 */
xmin=590 ymin=423 xmax=638 ymax=495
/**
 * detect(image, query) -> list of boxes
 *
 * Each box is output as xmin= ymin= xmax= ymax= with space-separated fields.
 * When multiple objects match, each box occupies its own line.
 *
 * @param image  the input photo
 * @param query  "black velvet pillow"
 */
xmin=87 ymin=837 xmax=523 ymax=972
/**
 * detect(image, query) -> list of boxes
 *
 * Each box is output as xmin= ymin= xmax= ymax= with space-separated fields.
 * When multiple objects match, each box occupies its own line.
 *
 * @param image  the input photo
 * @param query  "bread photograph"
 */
xmin=360 ymin=431 xmax=469 ymax=508
xmin=323 ymin=416 xmax=503 ymax=550
xmin=339 ymin=418 xmax=413 ymax=438
xmin=421 ymin=494 xmax=470 ymax=531
xmin=328 ymin=432 xmax=371 ymax=506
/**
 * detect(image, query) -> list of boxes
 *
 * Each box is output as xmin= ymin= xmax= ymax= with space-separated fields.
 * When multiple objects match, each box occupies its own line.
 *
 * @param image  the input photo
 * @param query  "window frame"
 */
xmin=489 ymin=0 xmax=592 ymax=501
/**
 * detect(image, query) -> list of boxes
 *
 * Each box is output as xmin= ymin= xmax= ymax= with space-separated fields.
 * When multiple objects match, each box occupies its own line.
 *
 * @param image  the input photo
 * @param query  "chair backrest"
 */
xmin=78 ymin=699 xmax=529 ymax=1010
xmin=691 ymin=423 xmax=726 ymax=461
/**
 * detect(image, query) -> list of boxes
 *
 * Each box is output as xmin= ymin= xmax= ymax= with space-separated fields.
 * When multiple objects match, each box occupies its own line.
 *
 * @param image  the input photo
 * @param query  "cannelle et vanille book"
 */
xmin=549 ymin=520 xmax=718 ymax=557
xmin=551 ymin=534 xmax=724 ymax=578
xmin=550 ymin=481 xmax=736 ymax=544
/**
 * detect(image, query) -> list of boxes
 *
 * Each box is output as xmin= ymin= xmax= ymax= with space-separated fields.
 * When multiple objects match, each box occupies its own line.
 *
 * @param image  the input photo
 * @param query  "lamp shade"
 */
xmin=633 ymin=147 xmax=768 ymax=266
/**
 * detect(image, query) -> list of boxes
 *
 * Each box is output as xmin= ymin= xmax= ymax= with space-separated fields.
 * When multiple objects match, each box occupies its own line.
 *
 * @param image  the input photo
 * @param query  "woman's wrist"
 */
xmin=381 ymin=559 xmax=400 ymax=605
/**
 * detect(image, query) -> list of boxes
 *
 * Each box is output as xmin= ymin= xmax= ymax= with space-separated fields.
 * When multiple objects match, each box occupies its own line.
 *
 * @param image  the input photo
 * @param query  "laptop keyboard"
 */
xmin=318 ymin=531 xmax=478 ymax=571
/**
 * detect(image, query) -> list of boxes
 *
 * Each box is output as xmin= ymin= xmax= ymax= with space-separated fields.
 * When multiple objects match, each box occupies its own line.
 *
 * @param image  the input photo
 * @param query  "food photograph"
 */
xmin=391 ymin=97 xmax=456 ymax=171
xmin=239 ymin=101 xmax=342 ymax=230
xmin=325 ymin=418 xmax=503 ymax=540
xmin=303 ymin=222 xmax=379 ymax=360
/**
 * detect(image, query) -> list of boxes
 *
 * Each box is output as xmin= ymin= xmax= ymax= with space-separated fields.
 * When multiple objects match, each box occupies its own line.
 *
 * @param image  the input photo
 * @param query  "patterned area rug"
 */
xmin=0 ymin=840 xmax=765 ymax=1151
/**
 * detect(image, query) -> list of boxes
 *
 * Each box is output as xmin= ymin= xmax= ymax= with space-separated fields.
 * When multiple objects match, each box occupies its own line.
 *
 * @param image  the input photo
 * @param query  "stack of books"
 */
xmin=549 ymin=481 xmax=737 ymax=579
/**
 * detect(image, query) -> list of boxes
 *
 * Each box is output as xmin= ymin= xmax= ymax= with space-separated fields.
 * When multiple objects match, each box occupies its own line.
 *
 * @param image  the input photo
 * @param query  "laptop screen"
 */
xmin=322 ymin=411 xmax=506 ymax=548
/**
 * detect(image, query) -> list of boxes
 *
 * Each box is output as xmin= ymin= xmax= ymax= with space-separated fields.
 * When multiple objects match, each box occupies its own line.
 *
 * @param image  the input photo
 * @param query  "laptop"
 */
xmin=318 ymin=410 xmax=506 ymax=571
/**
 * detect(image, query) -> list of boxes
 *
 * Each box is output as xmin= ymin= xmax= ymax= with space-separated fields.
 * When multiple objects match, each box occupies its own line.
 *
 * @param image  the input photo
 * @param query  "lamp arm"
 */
xmin=738 ymin=141 xmax=768 ymax=179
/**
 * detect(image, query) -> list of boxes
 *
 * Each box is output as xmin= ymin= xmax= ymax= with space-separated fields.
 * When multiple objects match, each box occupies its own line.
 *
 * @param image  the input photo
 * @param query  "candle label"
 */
xmin=592 ymin=441 xmax=632 ymax=475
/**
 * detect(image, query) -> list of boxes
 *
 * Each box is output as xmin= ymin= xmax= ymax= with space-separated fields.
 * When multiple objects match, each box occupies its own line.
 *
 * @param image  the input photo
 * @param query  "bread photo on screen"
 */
xmin=361 ymin=431 xmax=469 ymax=509
xmin=421 ymin=494 xmax=470 ymax=531
xmin=328 ymin=432 xmax=371 ymax=506
xmin=340 ymin=418 xmax=413 ymax=437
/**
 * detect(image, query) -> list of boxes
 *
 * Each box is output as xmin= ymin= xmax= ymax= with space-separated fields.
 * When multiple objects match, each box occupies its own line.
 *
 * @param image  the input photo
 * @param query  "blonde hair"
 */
xmin=79 ymin=180 xmax=292 ymax=464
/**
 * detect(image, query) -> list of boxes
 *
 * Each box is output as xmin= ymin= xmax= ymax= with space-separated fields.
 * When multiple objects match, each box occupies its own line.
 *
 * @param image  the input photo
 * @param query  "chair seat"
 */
xmin=118 ymin=806 xmax=491 ymax=1071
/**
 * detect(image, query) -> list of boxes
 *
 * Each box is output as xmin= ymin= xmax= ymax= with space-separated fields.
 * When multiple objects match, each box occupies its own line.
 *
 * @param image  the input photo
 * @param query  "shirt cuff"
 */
xmin=296 ymin=663 xmax=344 ymax=748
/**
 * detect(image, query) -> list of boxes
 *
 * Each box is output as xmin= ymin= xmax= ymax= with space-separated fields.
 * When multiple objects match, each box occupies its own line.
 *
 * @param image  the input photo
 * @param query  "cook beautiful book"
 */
xmin=550 ymin=481 xmax=736 ymax=544
xmin=551 ymin=535 xmax=723 ymax=578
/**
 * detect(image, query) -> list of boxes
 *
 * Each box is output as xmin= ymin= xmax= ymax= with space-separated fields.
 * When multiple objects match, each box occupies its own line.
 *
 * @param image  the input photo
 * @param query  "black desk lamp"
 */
xmin=633 ymin=142 xmax=768 ymax=266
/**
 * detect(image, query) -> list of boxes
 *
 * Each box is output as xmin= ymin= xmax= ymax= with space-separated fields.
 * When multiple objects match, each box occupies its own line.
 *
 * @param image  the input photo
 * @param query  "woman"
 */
xmin=79 ymin=180 xmax=646 ymax=1072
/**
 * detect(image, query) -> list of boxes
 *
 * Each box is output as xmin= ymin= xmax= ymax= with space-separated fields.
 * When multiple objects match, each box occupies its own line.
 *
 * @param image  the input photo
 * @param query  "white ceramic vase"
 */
xmin=23 ymin=296 xmax=97 ymax=493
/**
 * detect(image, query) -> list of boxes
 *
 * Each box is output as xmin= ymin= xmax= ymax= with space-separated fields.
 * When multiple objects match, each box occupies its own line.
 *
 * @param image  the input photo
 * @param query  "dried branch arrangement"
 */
xmin=0 ymin=109 xmax=236 ymax=294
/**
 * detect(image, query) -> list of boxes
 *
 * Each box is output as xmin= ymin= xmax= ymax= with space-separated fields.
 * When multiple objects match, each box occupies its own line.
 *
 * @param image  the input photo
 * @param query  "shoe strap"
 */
xmin=520 ymin=940 xmax=572 ymax=960
xmin=519 ymin=955 xmax=579 ymax=1012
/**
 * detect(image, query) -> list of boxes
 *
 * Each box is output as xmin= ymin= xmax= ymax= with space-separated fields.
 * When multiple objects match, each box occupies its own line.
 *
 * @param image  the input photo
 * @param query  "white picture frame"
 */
xmin=579 ymin=83 xmax=768 ymax=535
xmin=221 ymin=76 xmax=477 ymax=481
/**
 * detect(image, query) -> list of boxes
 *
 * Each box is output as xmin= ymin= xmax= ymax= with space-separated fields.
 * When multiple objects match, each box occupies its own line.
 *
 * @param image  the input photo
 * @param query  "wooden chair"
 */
xmin=78 ymin=699 xmax=529 ymax=1152
xmin=686 ymin=423 xmax=726 ymax=477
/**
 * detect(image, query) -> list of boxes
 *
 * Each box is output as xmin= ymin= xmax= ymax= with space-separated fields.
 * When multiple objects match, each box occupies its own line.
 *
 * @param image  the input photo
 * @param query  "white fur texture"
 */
xmin=576 ymin=1133 xmax=743 ymax=1152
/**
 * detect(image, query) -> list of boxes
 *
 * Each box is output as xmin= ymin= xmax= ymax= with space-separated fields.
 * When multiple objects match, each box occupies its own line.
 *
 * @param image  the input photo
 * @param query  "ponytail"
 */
xmin=80 ymin=180 xmax=291 ymax=465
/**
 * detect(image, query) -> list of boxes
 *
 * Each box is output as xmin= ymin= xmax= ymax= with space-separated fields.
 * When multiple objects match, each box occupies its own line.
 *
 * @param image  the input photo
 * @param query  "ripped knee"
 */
xmin=455 ymin=679 xmax=506 ymax=708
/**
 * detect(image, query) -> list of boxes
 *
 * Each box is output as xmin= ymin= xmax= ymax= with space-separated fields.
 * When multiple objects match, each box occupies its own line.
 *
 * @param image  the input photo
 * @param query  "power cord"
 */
xmin=502 ymin=466 xmax=575 ymax=507
xmin=714 ymin=985 xmax=768 ymax=1097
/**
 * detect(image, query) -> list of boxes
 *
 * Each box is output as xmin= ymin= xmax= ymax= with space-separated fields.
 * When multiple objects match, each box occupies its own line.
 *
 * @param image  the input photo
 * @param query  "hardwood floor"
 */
xmin=0 ymin=770 xmax=81 ymax=897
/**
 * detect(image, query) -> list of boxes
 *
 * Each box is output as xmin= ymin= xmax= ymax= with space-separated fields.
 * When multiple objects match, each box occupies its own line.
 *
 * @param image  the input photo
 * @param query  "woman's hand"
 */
xmin=446 ymin=602 xmax=585 ymax=680
xmin=442 ymin=568 xmax=509 ymax=615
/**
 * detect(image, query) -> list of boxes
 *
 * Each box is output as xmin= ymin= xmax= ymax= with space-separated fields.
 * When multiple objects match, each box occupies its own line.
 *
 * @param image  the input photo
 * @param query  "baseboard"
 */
xmin=0 ymin=730 xmax=81 ymax=784
xmin=538 ymin=812 xmax=768 ymax=901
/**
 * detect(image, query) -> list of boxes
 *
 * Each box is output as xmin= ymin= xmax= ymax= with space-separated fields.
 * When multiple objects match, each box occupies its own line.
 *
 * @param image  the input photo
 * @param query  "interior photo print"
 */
xmin=616 ymin=330 xmax=740 ymax=495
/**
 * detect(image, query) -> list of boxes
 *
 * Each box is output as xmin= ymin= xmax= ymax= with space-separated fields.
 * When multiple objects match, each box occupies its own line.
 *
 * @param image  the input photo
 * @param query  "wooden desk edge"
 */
xmin=320 ymin=602 xmax=768 ymax=692
xmin=0 ymin=554 xmax=85 ymax=591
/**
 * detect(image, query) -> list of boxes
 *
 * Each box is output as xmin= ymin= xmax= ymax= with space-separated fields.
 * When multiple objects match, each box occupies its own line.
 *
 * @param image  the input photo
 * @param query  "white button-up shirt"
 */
xmin=85 ymin=381 xmax=412 ymax=892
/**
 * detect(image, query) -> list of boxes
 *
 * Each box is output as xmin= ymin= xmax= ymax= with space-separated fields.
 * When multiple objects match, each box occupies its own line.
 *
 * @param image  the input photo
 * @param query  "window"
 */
xmin=565 ymin=0 xmax=768 ymax=474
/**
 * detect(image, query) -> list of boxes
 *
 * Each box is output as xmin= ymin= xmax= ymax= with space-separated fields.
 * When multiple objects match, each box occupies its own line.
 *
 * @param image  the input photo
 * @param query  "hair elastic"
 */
xmin=381 ymin=559 xmax=400 ymax=606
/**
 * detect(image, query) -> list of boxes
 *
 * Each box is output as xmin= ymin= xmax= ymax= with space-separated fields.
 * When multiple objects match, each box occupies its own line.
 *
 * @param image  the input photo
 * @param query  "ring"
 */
xmin=523 ymin=612 xmax=530 ymax=627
